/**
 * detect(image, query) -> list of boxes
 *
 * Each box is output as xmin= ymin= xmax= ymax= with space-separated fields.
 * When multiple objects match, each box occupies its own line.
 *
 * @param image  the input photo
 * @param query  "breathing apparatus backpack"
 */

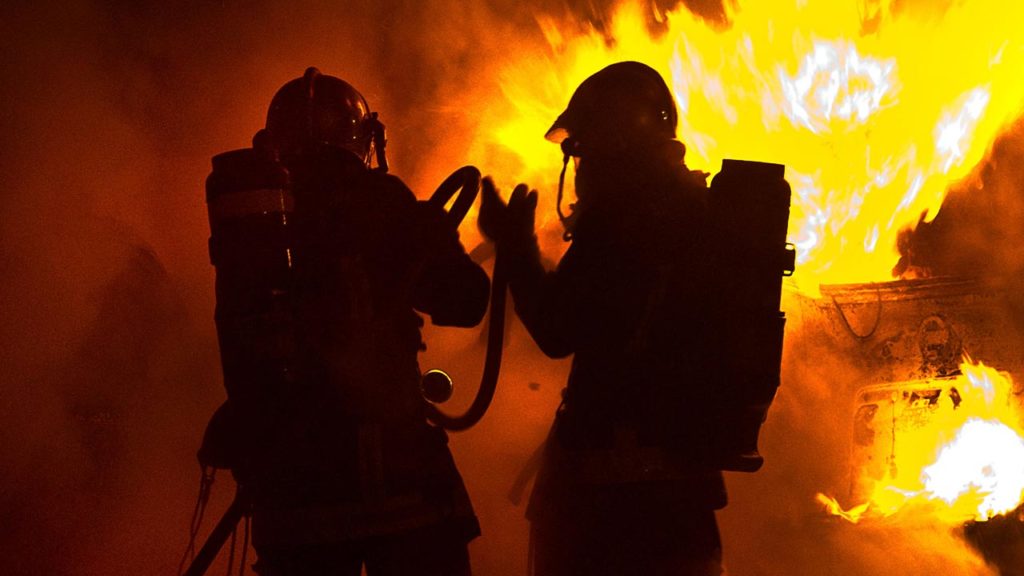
xmin=199 ymin=140 xmax=296 ymax=471
xmin=704 ymin=159 xmax=795 ymax=472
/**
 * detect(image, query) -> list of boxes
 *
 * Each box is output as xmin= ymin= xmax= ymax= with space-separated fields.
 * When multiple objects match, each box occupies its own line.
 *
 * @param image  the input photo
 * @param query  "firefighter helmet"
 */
xmin=265 ymin=67 xmax=375 ymax=161
xmin=545 ymin=61 xmax=678 ymax=156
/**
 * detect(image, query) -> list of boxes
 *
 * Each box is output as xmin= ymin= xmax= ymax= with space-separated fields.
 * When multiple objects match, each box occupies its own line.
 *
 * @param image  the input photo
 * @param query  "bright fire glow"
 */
xmin=818 ymin=360 xmax=1024 ymax=524
xmin=466 ymin=0 xmax=1024 ymax=293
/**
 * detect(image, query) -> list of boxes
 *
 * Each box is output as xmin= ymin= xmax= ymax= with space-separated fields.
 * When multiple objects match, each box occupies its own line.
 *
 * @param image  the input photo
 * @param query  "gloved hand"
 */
xmin=478 ymin=176 xmax=538 ymax=246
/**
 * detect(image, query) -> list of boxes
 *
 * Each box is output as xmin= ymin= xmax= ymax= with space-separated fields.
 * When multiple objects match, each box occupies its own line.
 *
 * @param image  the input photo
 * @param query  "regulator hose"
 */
xmin=422 ymin=165 xmax=507 ymax=431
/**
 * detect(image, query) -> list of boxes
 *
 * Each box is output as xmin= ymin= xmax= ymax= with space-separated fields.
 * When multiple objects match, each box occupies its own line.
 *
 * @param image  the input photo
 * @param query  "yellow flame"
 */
xmin=468 ymin=0 xmax=1024 ymax=292
xmin=822 ymin=360 xmax=1024 ymax=524
xmin=924 ymin=418 xmax=1024 ymax=519
xmin=816 ymin=493 xmax=870 ymax=524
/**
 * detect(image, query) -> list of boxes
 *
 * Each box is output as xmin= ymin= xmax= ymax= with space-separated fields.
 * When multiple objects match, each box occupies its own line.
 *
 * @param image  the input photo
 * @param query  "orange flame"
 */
xmin=819 ymin=360 xmax=1024 ymax=524
xmin=467 ymin=0 xmax=1024 ymax=293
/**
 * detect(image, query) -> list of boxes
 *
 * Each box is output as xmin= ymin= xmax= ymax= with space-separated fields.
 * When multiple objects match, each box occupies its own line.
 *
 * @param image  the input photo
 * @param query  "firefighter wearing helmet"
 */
xmin=264 ymin=69 xmax=380 ymax=164
xmin=203 ymin=68 xmax=489 ymax=575
xmin=479 ymin=61 xmax=726 ymax=575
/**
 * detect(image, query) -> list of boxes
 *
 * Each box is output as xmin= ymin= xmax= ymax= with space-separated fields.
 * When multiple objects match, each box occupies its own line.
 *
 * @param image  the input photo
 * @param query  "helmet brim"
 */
xmin=545 ymin=110 xmax=572 ymax=143
xmin=545 ymin=125 xmax=569 ymax=144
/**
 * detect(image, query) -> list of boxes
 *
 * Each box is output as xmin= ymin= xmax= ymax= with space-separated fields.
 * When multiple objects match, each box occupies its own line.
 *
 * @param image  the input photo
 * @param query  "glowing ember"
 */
xmin=819 ymin=360 xmax=1024 ymax=524
xmin=468 ymin=0 xmax=1024 ymax=293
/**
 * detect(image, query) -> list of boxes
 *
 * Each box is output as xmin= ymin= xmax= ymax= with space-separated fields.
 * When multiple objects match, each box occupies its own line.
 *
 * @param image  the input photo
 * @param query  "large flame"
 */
xmin=468 ymin=0 xmax=1024 ymax=293
xmin=819 ymin=360 xmax=1024 ymax=524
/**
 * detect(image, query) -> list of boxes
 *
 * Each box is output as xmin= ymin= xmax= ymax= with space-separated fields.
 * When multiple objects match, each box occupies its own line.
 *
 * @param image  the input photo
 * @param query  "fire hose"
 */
xmin=182 ymin=165 xmax=506 ymax=576
xmin=421 ymin=165 xmax=508 ymax=431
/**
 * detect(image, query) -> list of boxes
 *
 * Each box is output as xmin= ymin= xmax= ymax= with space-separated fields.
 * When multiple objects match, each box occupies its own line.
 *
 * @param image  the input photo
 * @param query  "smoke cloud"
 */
xmin=1 ymin=0 xmax=1019 ymax=575
xmin=898 ymin=117 xmax=1024 ymax=282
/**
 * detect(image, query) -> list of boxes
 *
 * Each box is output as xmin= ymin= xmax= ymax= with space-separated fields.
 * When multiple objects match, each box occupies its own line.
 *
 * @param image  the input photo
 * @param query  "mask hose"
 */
xmin=555 ymin=153 xmax=575 ymax=241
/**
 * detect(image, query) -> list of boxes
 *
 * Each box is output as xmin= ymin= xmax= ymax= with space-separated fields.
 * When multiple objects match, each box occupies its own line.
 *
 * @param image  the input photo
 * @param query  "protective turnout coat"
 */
xmin=499 ymin=157 xmax=728 ymax=526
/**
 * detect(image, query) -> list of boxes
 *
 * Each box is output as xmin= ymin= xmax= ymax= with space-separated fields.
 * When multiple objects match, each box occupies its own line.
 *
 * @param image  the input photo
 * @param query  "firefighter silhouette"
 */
xmin=479 ymin=61 xmax=727 ymax=576
xmin=202 ymin=68 xmax=489 ymax=576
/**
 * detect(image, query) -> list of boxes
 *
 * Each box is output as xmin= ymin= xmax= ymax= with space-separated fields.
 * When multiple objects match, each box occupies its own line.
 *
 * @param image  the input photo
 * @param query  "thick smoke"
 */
xmin=897 ymin=117 xmax=1024 ymax=281
xmin=1 ymin=0 xmax=1017 ymax=575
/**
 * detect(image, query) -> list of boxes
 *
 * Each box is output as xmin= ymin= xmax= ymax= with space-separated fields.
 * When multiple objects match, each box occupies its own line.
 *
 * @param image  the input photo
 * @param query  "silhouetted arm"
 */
xmin=477 ymin=178 xmax=580 ymax=357
xmin=412 ymin=201 xmax=490 ymax=327
xmin=500 ymin=234 xmax=579 ymax=359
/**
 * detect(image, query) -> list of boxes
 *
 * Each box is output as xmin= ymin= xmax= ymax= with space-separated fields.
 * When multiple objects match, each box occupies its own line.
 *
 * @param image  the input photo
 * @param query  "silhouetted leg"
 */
xmin=252 ymin=542 xmax=363 ymax=576
xmin=531 ymin=506 xmax=722 ymax=576
xmin=363 ymin=523 xmax=472 ymax=576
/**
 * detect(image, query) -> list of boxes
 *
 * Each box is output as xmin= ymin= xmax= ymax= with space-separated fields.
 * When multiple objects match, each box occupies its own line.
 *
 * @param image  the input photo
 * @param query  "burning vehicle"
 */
xmin=803 ymin=277 xmax=1024 ymax=572
xmin=807 ymin=277 xmax=1024 ymax=511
